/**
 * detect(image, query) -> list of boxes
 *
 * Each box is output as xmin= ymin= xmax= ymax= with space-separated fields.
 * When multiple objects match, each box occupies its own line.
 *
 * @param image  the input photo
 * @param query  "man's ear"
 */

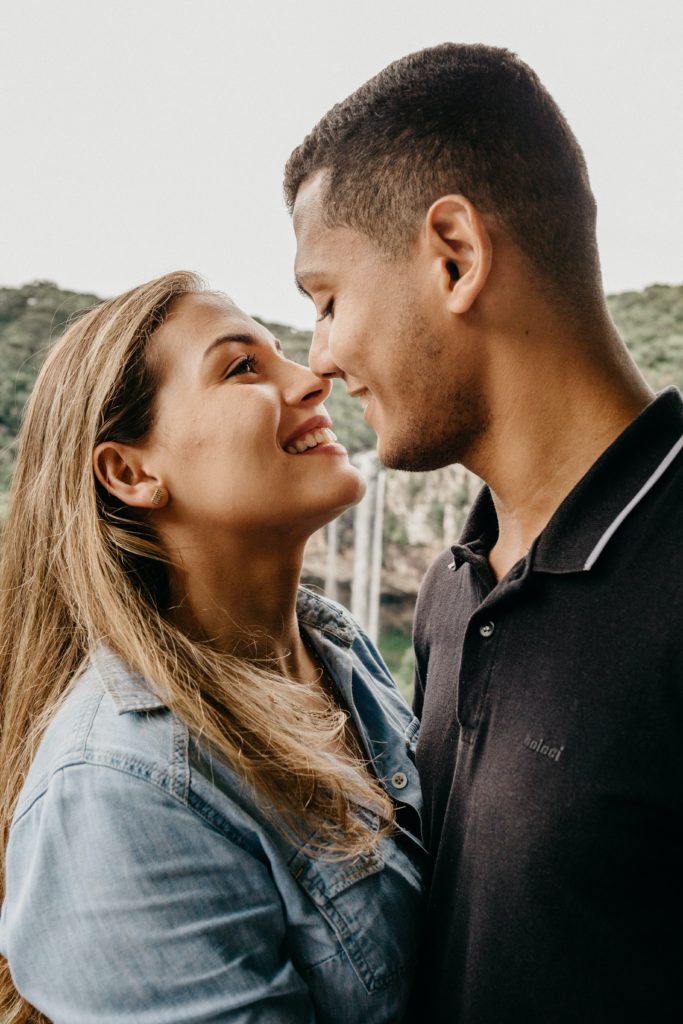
xmin=422 ymin=195 xmax=492 ymax=314
xmin=93 ymin=442 xmax=168 ymax=510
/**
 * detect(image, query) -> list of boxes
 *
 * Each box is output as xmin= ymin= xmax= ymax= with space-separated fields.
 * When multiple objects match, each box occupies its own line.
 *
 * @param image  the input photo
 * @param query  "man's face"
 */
xmin=293 ymin=172 xmax=488 ymax=472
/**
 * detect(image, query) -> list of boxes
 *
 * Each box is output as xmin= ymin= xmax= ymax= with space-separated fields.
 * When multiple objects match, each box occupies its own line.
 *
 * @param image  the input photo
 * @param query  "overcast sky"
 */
xmin=1 ymin=0 xmax=681 ymax=328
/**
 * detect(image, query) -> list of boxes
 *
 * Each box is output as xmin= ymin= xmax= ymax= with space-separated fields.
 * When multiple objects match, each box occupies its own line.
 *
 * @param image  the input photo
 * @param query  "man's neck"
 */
xmin=466 ymin=325 xmax=654 ymax=581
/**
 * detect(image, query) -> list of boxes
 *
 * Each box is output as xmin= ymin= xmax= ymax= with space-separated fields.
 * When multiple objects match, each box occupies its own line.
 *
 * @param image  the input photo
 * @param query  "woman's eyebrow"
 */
xmin=202 ymin=333 xmax=282 ymax=361
xmin=202 ymin=333 xmax=256 ymax=361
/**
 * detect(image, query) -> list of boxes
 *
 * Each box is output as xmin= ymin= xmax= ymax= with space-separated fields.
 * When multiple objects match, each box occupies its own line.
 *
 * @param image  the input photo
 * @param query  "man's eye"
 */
xmin=226 ymin=354 xmax=258 ymax=379
xmin=316 ymin=299 xmax=334 ymax=322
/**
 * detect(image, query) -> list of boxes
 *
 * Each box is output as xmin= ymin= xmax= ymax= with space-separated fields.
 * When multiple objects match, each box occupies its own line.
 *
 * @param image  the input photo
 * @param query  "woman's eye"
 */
xmin=226 ymin=354 xmax=259 ymax=379
xmin=317 ymin=299 xmax=334 ymax=322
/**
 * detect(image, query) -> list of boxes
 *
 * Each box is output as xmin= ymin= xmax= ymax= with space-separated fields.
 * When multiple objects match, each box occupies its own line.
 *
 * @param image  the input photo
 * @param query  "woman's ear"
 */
xmin=423 ymin=195 xmax=493 ymax=314
xmin=93 ymin=443 xmax=168 ymax=510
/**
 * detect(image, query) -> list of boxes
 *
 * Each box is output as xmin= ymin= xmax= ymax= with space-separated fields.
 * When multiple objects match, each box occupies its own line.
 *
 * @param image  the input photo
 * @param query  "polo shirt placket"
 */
xmin=450 ymin=546 xmax=532 ymax=747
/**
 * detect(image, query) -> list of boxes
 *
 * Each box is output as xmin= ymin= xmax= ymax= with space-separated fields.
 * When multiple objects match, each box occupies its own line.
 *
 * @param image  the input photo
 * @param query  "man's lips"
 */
xmin=348 ymin=387 xmax=371 ymax=419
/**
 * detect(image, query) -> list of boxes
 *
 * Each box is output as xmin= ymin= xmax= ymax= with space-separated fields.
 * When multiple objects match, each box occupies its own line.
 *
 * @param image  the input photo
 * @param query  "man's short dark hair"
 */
xmin=284 ymin=43 xmax=602 ymax=310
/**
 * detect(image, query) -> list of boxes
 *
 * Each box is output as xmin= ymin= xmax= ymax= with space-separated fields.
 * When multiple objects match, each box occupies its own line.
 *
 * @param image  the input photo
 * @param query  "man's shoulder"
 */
xmin=605 ymin=424 xmax=683 ymax=572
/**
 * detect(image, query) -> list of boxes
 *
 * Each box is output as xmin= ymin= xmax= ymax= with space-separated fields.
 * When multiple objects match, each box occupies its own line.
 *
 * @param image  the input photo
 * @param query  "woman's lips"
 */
xmin=281 ymin=414 xmax=334 ymax=451
xmin=285 ymin=426 xmax=339 ymax=454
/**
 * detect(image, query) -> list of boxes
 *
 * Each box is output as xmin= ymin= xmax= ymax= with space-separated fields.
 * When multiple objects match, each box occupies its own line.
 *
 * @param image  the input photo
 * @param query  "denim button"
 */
xmin=479 ymin=621 xmax=495 ymax=638
xmin=391 ymin=772 xmax=408 ymax=790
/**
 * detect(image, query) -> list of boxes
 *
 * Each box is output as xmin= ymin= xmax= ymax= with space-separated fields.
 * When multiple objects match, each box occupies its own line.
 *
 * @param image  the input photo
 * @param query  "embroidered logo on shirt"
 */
xmin=523 ymin=735 xmax=564 ymax=762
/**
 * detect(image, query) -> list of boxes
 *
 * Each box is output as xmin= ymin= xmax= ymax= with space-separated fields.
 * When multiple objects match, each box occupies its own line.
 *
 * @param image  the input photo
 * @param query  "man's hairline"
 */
xmin=292 ymin=166 xmax=433 ymax=271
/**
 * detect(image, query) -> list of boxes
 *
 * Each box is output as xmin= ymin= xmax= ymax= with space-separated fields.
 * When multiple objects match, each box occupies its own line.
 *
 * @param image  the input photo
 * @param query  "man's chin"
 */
xmin=376 ymin=434 xmax=460 ymax=473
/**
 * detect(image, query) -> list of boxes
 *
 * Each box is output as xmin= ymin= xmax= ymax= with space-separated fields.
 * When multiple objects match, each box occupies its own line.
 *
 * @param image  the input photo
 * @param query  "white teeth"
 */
xmin=285 ymin=426 xmax=338 ymax=454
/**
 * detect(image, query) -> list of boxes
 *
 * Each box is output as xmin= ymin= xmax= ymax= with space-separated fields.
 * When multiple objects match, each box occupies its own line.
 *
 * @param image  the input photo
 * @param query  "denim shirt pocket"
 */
xmin=289 ymin=827 xmax=424 ymax=995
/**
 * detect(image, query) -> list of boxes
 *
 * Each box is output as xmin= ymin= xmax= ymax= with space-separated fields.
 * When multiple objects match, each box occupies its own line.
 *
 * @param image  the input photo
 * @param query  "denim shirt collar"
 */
xmin=90 ymin=648 xmax=166 ymax=714
xmin=296 ymin=586 xmax=356 ymax=645
xmin=88 ymin=590 xmax=422 ymax=838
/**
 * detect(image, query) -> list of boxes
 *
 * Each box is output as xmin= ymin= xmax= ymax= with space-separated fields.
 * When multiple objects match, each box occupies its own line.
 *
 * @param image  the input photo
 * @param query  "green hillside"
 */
xmin=1 ymin=280 xmax=681 ymax=506
xmin=607 ymin=284 xmax=683 ymax=390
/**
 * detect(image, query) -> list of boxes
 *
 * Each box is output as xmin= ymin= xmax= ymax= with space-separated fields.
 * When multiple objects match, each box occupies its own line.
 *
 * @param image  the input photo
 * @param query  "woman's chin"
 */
xmin=329 ymin=467 xmax=368 ymax=509
xmin=294 ymin=475 xmax=367 ymax=536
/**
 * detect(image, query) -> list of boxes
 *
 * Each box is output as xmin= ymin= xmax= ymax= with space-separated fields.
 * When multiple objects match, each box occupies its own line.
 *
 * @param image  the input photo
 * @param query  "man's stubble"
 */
xmin=376 ymin=306 xmax=490 ymax=475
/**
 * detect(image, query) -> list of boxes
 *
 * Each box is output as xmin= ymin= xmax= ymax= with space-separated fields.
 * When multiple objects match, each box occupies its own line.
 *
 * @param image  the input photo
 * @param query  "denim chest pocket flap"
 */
xmin=289 ymin=834 xmax=422 ymax=994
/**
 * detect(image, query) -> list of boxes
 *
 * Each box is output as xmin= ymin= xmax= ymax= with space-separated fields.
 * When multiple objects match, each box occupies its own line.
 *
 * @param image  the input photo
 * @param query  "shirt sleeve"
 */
xmin=3 ymin=763 xmax=316 ymax=1024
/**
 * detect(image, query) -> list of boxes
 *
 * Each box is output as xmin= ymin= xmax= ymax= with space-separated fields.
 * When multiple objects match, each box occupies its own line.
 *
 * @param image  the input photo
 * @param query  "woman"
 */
xmin=0 ymin=272 xmax=424 ymax=1023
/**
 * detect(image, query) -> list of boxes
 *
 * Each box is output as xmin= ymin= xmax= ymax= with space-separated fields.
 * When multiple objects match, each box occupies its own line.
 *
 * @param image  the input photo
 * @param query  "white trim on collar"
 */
xmin=583 ymin=433 xmax=683 ymax=571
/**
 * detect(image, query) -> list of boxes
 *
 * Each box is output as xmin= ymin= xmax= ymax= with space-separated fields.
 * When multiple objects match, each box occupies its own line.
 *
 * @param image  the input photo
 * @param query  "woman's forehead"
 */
xmin=149 ymin=292 xmax=270 ymax=380
xmin=165 ymin=291 xmax=243 ymax=333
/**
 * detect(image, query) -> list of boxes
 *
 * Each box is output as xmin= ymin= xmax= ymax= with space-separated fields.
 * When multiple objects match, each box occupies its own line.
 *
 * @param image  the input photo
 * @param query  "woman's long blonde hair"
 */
xmin=0 ymin=272 xmax=393 ymax=1023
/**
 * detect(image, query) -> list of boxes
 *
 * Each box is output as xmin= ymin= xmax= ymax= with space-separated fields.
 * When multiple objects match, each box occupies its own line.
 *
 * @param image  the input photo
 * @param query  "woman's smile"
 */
xmin=282 ymin=414 xmax=347 ymax=455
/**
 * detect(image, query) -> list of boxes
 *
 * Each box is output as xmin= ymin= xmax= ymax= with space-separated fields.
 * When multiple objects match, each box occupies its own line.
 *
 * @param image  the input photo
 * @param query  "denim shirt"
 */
xmin=0 ymin=588 xmax=425 ymax=1024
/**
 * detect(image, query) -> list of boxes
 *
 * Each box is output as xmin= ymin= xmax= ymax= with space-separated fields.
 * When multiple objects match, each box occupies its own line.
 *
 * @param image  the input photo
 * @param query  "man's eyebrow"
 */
xmin=294 ymin=271 xmax=320 ymax=298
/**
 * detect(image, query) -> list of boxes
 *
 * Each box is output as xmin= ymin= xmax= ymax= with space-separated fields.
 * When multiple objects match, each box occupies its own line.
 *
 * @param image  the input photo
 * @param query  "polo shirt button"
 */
xmin=391 ymin=771 xmax=408 ymax=790
xmin=479 ymin=621 xmax=495 ymax=638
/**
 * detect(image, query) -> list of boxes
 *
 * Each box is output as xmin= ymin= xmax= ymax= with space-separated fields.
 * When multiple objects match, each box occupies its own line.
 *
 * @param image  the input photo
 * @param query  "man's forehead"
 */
xmin=293 ymin=172 xmax=384 ymax=289
xmin=292 ymin=185 xmax=331 ymax=286
xmin=293 ymin=178 xmax=333 ymax=288
xmin=292 ymin=169 xmax=328 ymax=234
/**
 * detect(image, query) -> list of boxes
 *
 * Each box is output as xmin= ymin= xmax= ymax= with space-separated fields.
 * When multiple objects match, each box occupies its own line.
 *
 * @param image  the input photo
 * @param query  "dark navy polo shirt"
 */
xmin=411 ymin=388 xmax=683 ymax=1023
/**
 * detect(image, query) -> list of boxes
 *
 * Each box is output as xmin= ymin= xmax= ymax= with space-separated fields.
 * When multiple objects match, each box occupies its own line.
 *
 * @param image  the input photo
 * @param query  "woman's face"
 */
xmin=143 ymin=292 xmax=365 ymax=540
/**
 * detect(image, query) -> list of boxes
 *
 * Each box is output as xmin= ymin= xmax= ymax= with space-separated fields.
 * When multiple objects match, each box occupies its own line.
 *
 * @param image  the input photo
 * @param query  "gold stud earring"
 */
xmin=151 ymin=486 xmax=165 ymax=506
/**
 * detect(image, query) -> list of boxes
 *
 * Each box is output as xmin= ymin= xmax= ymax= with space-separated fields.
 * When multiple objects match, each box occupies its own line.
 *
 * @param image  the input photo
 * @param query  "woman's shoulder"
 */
xmin=13 ymin=648 xmax=184 ymax=824
xmin=11 ymin=648 xmax=285 ymax=858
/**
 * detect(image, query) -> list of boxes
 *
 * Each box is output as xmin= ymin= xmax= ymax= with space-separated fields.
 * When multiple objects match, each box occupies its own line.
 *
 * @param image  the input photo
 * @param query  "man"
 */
xmin=284 ymin=43 xmax=683 ymax=1022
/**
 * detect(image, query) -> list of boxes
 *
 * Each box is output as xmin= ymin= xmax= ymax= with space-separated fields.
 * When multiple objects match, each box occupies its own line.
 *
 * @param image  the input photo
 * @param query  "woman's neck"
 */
xmin=163 ymin=526 xmax=313 ymax=675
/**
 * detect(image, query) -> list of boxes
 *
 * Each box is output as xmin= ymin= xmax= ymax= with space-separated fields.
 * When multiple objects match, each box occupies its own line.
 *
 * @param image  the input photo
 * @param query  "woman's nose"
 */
xmin=283 ymin=361 xmax=332 ymax=405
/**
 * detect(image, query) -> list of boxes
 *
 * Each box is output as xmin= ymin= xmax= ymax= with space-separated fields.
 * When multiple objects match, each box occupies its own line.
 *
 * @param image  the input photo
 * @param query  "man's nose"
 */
xmin=308 ymin=324 xmax=343 ymax=380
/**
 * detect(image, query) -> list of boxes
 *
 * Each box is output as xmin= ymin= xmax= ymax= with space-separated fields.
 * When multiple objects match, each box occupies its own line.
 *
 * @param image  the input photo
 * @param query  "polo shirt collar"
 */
xmin=450 ymin=387 xmax=683 ymax=577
